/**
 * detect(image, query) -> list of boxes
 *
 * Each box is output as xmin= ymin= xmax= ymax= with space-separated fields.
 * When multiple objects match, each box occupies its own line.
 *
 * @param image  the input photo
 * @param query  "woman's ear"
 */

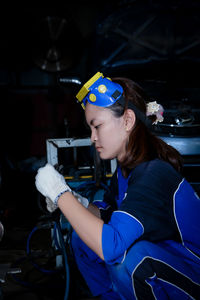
xmin=124 ymin=109 xmax=136 ymax=131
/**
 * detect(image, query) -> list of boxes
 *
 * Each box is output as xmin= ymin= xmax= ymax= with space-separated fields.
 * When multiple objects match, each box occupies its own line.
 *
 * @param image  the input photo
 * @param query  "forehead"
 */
xmin=85 ymin=102 xmax=112 ymax=124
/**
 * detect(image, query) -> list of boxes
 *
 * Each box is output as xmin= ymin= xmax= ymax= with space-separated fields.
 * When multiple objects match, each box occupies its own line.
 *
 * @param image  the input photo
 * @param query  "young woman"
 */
xmin=35 ymin=72 xmax=200 ymax=300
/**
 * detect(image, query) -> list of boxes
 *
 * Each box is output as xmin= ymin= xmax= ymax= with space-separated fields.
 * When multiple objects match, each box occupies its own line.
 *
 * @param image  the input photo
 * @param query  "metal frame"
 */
xmin=46 ymin=137 xmax=117 ymax=174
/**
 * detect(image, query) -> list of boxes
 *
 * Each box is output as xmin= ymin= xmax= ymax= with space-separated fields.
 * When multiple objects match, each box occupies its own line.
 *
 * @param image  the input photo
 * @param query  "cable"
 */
xmin=10 ymin=221 xmax=70 ymax=300
xmin=55 ymin=220 xmax=70 ymax=300
xmin=26 ymin=225 xmax=59 ymax=274
xmin=11 ymin=256 xmax=62 ymax=290
xmin=11 ymin=256 xmax=39 ymax=288
xmin=53 ymin=222 xmax=62 ymax=251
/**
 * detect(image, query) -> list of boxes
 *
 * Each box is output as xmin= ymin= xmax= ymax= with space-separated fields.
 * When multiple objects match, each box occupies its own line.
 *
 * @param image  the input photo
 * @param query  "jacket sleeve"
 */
xmin=102 ymin=210 xmax=144 ymax=264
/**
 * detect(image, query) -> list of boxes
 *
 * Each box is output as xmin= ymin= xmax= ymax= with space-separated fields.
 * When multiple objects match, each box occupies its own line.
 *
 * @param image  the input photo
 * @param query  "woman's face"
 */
xmin=85 ymin=103 xmax=128 ymax=161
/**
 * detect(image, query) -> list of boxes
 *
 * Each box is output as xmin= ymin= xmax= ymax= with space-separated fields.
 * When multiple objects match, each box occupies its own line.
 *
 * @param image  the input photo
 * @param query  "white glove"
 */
xmin=72 ymin=191 xmax=89 ymax=208
xmin=45 ymin=197 xmax=57 ymax=213
xmin=45 ymin=191 xmax=89 ymax=213
xmin=35 ymin=163 xmax=71 ymax=205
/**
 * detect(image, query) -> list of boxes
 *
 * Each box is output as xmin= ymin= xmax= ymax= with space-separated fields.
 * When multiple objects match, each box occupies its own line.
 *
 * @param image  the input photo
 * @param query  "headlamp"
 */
xmin=76 ymin=72 xmax=123 ymax=109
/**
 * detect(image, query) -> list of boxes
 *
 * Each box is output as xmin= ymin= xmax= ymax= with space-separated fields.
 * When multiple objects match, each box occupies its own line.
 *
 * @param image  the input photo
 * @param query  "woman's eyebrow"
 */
xmin=90 ymin=119 xmax=95 ymax=126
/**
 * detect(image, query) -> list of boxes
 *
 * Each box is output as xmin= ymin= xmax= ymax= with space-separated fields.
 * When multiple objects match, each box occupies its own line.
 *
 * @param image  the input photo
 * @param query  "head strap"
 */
xmin=117 ymin=96 xmax=152 ymax=128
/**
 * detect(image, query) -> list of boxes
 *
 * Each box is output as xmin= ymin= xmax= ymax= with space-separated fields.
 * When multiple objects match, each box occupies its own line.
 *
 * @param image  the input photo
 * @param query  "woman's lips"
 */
xmin=96 ymin=146 xmax=102 ymax=152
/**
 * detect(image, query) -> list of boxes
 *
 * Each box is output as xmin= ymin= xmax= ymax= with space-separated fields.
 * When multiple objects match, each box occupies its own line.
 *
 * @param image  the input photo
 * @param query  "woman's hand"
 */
xmin=35 ymin=163 xmax=71 ymax=205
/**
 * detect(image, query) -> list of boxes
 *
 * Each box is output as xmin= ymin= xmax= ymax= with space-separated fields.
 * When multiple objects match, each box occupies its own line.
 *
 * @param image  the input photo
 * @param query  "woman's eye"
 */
xmin=95 ymin=124 xmax=101 ymax=129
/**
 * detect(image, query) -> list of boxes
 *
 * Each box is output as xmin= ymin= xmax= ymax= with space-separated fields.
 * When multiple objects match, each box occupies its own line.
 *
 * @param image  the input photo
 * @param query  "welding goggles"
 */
xmin=76 ymin=72 xmax=123 ymax=109
xmin=76 ymin=72 xmax=152 ymax=127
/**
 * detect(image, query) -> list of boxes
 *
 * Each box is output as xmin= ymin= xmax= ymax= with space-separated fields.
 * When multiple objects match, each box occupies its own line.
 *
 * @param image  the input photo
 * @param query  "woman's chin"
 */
xmin=99 ymin=152 xmax=115 ymax=161
xmin=99 ymin=151 xmax=108 ymax=160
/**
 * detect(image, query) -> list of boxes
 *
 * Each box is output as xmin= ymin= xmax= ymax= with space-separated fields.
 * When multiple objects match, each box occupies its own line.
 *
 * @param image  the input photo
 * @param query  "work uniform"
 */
xmin=71 ymin=159 xmax=200 ymax=299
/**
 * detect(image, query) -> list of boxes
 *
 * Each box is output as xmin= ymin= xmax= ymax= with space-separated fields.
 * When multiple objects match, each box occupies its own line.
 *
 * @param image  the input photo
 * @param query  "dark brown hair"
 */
xmin=108 ymin=77 xmax=183 ymax=177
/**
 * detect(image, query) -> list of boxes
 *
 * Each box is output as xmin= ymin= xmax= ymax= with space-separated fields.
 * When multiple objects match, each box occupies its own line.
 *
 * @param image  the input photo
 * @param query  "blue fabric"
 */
xmin=107 ymin=240 xmax=200 ymax=299
xmin=102 ymin=167 xmax=144 ymax=264
xmin=72 ymin=233 xmax=200 ymax=299
xmin=102 ymin=211 xmax=144 ymax=264
xmin=93 ymin=199 xmax=110 ymax=210
xmin=119 ymin=160 xmax=183 ymax=243
xmin=145 ymin=276 xmax=194 ymax=300
xmin=71 ymin=231 xmax=121 ymax=299
xmin=174 ymin=179 xmax=200 ymax=255
xmin=101 ymin=167 xmax=145 ymax=264
xmin=116 ymin=167 xmax=132 ymax=208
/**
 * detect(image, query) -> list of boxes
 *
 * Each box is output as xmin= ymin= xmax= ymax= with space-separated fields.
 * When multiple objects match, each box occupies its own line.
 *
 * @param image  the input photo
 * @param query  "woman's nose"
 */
xmin=91 ymin=129 xmax=97 ymax=143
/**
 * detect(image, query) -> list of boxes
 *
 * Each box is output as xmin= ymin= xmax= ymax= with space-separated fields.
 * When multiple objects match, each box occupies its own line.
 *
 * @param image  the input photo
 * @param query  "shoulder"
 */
xmin=129 ymin=159 xmax=183 ymax=191
xmin=121 ymin=159 xmax=183 ymax=217
xmin=134 ymin=158 xmax=177 ymax=173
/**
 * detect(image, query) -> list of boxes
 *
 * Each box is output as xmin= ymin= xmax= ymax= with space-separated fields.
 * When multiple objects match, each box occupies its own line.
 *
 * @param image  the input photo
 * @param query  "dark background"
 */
xmin=0 ymin=1 xmax=199 ymax=160
xmin=0 ymin=2 xmax=200 ymax=299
